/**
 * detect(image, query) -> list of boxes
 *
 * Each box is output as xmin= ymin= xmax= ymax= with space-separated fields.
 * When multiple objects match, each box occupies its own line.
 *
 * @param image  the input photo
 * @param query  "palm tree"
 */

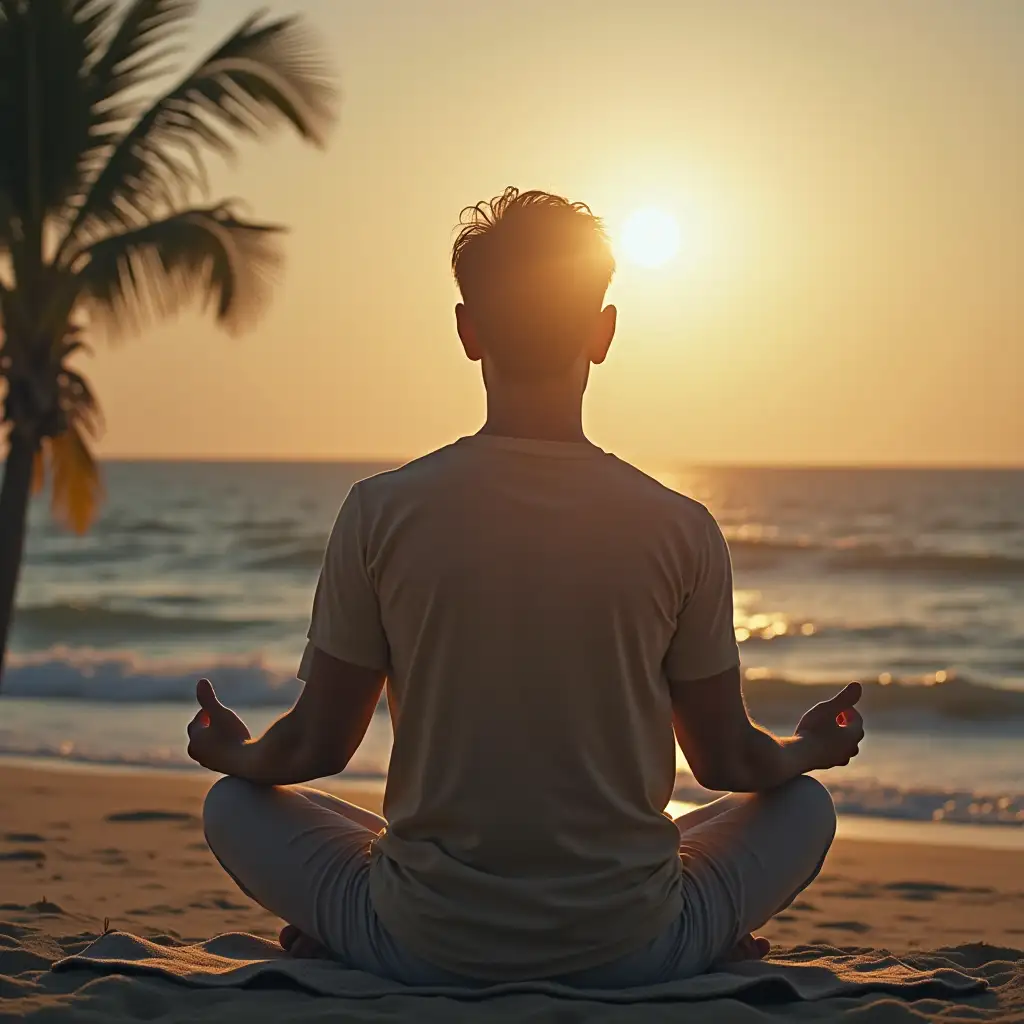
xmin=0 ymin=0 xmax=336 ymax=683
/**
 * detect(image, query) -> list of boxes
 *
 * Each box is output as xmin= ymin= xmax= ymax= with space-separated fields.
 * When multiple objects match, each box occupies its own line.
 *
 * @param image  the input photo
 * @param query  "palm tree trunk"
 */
xmin=0 ymin=432 xmax=36 ymax=687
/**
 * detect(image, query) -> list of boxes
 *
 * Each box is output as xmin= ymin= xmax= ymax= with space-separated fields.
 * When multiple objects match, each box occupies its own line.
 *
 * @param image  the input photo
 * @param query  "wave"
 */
xmin=672 ymin=776 xmax=1023 ymax=828
xmin=2 ymin=651 xmax=303 ymax=705
xmin=98 ymin=518 xmax=190 ymax=536
xmin=28 ymin=543 xmax=154 ymax=566
xmin=4 ymin=651 xmax=1024 ymax=727
xmin=12 ymin=603 xmax=271 ymax=639
xmin=726 ymin=536 xmax=1024 ymax=578
xmin=743 ymin=673 xmax=1024 ymax=724
xmin=830 ymin=548 xmax=1024 ymax=578
xmin=247 ymin=544 xmax=326 ymax=571
xmin=739 ymin=621 xmax=981 ymax=648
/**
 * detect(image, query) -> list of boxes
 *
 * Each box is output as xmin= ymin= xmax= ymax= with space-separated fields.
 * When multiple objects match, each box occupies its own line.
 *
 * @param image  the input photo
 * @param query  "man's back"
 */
xmin=194 ymin=189 xmax=858 ymax=987
xmin=307 ymin=433 xmax=740 ymax=978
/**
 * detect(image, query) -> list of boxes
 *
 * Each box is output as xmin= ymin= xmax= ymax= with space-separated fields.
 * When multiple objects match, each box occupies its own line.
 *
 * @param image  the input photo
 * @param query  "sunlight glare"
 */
xmin=618 ymin=207 xmax=681 ymax=268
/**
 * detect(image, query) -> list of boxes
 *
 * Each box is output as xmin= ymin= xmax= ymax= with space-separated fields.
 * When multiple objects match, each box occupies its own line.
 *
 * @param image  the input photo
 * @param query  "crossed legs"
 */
xmin=203 ymin=773 xmax=836 ymax=981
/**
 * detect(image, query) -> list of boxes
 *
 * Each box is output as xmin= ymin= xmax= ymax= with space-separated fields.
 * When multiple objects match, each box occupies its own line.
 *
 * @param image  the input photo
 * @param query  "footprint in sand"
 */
xmin=821 ymin=920 xmax=872 ymax=934
xmin=104 ymin=810 xmax=199 ymax=824
xmin=824 ymin=886 xmax=876 ymax=900
xmin=127 ymin=904 xmax=185 ymax=917
xmin=90 ymin=848 xmax=129 ymax=866
xmin=4 ymin=833 xmax=46 ymax=843
xmin=882 ymin=881 xmax=995 ymax=903
xmin=0 ymin=849 xmax=46 ymax=863
xmin=188 ymin=896 xmax=250 ymax=911
xmin=1 ymin=899 xmax=67 ymax=915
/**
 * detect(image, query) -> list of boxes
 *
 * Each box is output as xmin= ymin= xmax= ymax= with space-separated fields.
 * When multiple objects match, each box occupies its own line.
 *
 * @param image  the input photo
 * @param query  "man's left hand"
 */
xmin=186 ymin=678 xmax=251 ymax=774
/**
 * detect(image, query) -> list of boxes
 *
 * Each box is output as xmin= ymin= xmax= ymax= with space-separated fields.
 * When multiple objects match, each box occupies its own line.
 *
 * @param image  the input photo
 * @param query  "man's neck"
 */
xmin=479 ymin=400 xmax=587 ymax=444
xmin=478 ymin=368 xmax=590 ymax=444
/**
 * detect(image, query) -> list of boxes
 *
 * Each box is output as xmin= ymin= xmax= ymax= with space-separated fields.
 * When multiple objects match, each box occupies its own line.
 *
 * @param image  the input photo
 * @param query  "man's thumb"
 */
xmin=196 ymin=678 xmax=225 ymax=716
xmin=826 ymin=681 xmax=862 ymax=712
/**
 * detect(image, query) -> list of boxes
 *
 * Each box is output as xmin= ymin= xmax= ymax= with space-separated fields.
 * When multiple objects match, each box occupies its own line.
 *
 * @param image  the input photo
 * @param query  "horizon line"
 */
xmin=95 ymin=454 xmax=1024 ymax=472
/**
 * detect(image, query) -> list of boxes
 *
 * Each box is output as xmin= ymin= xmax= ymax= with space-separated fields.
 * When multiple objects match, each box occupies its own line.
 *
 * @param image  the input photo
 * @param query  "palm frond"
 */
xmin=45 ymin=422 xmax=102 ymax=533
xmin=0 ymin=0 xmax=111 ymax=227
xmin=75 ymin=203 xmax=284 ymax=336
xmin=74 ymin=1 xmax=197 ymax=192
xmin=62 ymin=11 xmax=336 ymax=251
xmin=87 ymin=0 xmax=194 ymax=98
xmin=34 ymin=346 xmax=103 ymax=531
xmin=58 ymin=361 xmax=102 ymax=439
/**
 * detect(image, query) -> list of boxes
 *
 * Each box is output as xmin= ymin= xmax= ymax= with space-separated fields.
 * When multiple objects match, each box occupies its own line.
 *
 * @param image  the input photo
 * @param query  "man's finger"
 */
xmin=825 ymin=681 xmax=862 ymax=712
xmin=196 ymin=678 xmax=234 ymax=724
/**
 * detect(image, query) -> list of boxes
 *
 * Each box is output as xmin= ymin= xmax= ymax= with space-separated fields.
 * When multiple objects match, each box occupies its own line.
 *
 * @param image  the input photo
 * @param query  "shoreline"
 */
xmin=1 ymin=753 xmax=1021 ymax=852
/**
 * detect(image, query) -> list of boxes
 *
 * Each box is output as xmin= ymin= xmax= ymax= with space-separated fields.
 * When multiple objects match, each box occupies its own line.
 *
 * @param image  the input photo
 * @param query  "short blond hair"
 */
xmin=452 ymin=187 xmax=615 ymax=379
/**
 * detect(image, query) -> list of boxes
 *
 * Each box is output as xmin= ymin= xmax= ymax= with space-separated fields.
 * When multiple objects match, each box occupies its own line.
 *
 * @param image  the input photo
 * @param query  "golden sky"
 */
xmin=90 ymin=0 xmax=1024 ymax=466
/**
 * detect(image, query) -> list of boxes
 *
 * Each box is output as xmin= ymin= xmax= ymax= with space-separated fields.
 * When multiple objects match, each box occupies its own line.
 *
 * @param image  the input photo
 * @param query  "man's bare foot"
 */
xmin=279 ymin=924 xmax=334 ymax=960
xmin=721 ymin=933 xmax=771 ymax=963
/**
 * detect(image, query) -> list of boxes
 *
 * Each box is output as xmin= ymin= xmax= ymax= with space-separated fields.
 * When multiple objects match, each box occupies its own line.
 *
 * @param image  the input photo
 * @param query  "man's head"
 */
xmin=452 ymin=188 xmax=617 ymax=384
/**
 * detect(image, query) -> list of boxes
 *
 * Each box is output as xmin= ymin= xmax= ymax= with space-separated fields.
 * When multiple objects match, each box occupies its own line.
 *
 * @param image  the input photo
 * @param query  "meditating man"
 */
xmin=188 ymin=188 xmax=865 ymax=986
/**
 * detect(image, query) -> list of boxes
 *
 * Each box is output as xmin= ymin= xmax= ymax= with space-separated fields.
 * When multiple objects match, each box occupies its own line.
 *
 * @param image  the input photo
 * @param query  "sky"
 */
xmin=87 ymin=0 xmax=1024 ymax=466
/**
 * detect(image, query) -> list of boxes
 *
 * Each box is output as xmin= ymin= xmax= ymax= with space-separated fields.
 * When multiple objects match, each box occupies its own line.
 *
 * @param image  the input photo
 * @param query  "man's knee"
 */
xmin=202 ymin=775 xmax=263 ymax=856
xmin=780 ymin=774 xmax=837 ymax=855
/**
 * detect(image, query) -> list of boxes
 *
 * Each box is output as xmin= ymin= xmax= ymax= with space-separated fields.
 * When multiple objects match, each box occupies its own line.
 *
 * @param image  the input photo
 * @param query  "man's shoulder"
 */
xmin=606 ymin=457 xmax=718 ymax=532
xmin=350 ymin=443 xmax=464 ymax=505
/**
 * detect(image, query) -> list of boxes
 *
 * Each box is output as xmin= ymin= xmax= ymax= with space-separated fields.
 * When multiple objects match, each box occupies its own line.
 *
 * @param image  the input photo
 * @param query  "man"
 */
xmin=189 ymin=188 xmax=864 ymax=986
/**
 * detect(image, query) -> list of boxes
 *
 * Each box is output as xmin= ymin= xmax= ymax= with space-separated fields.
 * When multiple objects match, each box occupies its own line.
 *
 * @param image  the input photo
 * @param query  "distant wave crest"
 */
xmin=4 ymin=650 xmax=1024 ymax=727
xmin=743 ymin=674 xmax=1024 ymax=724
xmin=2 ymin=650 xmax=302 ymax=705
xmin=247 ymin=544 xmax=326 ymax=571
xmin=727 ymin=537 xmax=1024 ymax=578
xmin=13 ymin=602 xmax=271 ymax=639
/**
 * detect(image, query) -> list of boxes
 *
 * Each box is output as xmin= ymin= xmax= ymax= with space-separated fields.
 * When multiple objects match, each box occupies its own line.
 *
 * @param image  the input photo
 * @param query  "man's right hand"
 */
xmin=794 ymin=682 xmax=865 ymax=771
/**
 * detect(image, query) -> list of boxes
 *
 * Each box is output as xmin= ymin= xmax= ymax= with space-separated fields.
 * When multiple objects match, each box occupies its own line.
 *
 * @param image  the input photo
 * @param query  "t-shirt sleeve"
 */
xmin=297 ymin=484 xmax=390 ymax=680
xmin=663 ymin=509 xmax=740 ymax=682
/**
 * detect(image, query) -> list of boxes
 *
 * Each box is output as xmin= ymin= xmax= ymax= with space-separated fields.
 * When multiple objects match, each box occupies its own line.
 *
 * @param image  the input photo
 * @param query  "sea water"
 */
xmin=4 ymin=460 xmax=1022 ymax=835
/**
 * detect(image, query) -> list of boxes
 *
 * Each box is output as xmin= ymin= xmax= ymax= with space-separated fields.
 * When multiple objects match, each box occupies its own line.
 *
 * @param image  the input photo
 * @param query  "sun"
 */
xmin=618 ymin=207 xmax=681 ymax=268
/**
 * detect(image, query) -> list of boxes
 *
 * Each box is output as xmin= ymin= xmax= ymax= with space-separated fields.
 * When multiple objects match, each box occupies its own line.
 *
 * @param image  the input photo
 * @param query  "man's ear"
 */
xmin=456 ymin=304 xmax=482 ymax=363
xmin=589 ymin=304 xmax=617 ymax=366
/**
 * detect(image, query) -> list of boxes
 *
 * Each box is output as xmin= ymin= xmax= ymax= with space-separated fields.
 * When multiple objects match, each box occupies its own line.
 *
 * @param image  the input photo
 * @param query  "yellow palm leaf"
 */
xmin=31 ymin=448 xmax=46 ymax=496
xmin=46 ymin=428 xmax=104 ymax=535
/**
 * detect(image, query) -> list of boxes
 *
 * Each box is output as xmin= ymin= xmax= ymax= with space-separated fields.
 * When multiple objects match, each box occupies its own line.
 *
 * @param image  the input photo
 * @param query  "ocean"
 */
xmin=3 ymin=460 xmax=1022 ymax=841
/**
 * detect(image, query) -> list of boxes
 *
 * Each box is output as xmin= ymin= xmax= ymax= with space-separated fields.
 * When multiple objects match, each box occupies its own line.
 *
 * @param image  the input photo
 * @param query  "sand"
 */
xmin=0 ymin=762 xmax=1021 ymax=1021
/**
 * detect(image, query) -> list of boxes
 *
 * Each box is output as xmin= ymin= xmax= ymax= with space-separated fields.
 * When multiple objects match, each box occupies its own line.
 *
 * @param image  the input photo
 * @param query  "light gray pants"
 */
xmin=203 ymin=774 xmax=836 ymax=987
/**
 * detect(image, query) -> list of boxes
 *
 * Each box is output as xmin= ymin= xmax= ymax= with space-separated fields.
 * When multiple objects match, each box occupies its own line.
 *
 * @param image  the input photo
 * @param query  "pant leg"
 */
xmin=202 ymin=778 xmax=387 ymax=960
xmin=670 ymin=774 xmax=837 ymax=975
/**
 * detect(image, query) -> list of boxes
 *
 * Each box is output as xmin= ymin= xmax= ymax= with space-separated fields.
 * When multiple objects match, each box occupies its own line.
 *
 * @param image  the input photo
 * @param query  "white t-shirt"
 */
xmin=299 ymin=434 xmax=739 ymax=980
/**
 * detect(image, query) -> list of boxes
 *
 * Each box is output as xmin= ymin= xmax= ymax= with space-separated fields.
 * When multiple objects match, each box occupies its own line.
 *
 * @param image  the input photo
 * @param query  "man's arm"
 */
xmin=188 ymin=648 xmax=385 ymax=785
xmin=670 ymin=666 xmax=809 ymax=792
xmin=670 ymin=666 xmax=864 ymax=793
